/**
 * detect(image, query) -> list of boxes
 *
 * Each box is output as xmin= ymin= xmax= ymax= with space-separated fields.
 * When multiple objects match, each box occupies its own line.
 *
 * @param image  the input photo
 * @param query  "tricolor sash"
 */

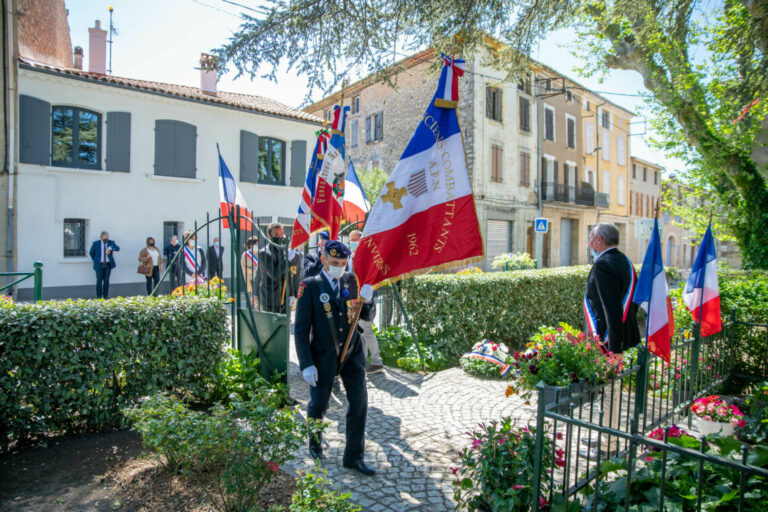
xmin=621 ymin=254 xmax=637 ymax=322
xmin=245 ymin=250 xmax=258 ymax=268
xmin=184 ymin=246 xmax=204 ymax=276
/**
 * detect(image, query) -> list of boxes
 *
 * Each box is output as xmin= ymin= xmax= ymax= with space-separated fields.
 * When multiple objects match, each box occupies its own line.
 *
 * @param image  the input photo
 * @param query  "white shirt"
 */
xmin=148 ymin=247 xmax=160 ymax=266
xmin=321 ymin=269 xmax=339 ymax=295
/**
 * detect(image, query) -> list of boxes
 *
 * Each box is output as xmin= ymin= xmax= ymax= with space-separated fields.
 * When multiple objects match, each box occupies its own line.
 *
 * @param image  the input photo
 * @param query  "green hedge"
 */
xmin=0 ymin=296 xmax=228 ymax=448
xmin=401 ymin=266 xmax=591 ymax=362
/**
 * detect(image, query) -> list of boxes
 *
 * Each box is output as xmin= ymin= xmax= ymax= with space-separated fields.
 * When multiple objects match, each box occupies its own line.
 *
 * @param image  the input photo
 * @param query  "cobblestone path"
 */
xmin=285 ymin=344 xmax=537 ymax=511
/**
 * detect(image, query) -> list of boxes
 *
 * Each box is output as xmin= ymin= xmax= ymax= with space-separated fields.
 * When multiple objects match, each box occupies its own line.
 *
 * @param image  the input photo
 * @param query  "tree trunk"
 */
xmin=731 ymin=158 xmax=768 ymax=268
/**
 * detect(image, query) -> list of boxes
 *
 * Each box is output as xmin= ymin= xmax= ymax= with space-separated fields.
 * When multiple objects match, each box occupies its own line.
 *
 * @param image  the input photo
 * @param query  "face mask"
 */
xmin=591 ymin=248 xmax=599 ymax=260
xmin=214 ymin=242 xmax=220 ymax=247
xmin=349 ymin=241 xmax=359 ymax=252
xmin=189 ymin=242 xmax=196 ymax=249
xmin=327 ymin=265 xmax=345 ymax=279
xmin=148 ymin=242 xmax=155 ymax=247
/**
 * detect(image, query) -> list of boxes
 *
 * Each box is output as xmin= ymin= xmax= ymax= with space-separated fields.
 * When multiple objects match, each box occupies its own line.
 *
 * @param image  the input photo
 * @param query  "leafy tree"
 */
xmin=215 ymin=0 xmax=768 ymax=268
xmin=355 ymin=166 xmax=388 ymax=204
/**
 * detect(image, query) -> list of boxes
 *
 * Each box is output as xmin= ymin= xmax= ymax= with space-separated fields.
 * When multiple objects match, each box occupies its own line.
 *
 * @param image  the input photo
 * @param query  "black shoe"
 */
xmin=343 ymin=459 xmax=376 ymax=476
xmin=309 ymin=446 xmax=325 ymax=460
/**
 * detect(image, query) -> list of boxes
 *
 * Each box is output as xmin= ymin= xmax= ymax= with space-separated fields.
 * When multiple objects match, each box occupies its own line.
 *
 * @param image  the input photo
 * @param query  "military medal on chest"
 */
xmin=320 ymin=292 xmax=332 ymax=317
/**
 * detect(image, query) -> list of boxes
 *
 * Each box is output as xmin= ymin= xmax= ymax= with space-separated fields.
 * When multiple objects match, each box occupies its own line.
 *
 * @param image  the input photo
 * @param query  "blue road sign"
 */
xmin=534 ymin=218 xmax=549 ymax=233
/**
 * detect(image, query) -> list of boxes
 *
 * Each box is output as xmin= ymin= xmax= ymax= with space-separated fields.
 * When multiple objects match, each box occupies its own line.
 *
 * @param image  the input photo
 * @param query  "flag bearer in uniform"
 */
xmin=294 ymin=240 xmax=376 ymax=476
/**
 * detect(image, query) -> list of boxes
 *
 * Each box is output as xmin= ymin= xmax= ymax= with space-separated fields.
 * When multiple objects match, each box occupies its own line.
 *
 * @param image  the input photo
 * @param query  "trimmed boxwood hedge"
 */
xmin=0 ymin=296 xmax=228 ymax=449
xmin=401 ymin=266 xmax=591 ymax=362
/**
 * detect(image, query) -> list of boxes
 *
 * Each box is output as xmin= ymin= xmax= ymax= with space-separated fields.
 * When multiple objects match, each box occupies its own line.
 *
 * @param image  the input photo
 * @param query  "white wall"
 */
xmin=16 ymin=69 xmax=318 ymax=293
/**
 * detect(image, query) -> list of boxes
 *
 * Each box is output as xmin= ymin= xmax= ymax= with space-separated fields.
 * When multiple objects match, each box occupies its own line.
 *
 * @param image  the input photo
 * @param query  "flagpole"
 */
xmin=689 ymin=210 xmax=712 ymax=403
xmin=639 ymin=200 xmax=661 ymax=418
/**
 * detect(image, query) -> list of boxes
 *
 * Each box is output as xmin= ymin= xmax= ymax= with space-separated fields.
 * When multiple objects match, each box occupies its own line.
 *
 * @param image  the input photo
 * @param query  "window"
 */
xmin=258 ymin=137 xmax=286 ymax=184
xmin=519 ymin=97 xmax=530 ymax=132
xmin=617 ymin=136 xmax=626 ymax=166
xmin=163 ymin=221 xmax=183 ymax=249
xmin=544 ymin=105 xmax=555 ymax=142
xmin=491 ymin=144 xmax=503 ymax=183
xmin=52 ymin=106 xmax=102 ymax=169
xmin=601 ymin=110 xmax=610 ymax=129
xmin=519 ymin=151 xmax=530 ymax=187
xmin=365 ymin=111 xmax=384 ymax=143
xmin=565 ymin=115 xmax=576 ymax=149
xmin=351 ymin=96 xmax=360 ymax=115
xmin=586 ymin=168 xmax=595 ymax=186
xmin=583 ymin=99 xmax=591 ymax=111
xmin=517 ymin=79 xmax=531 ymax=96
xmin=486 ymin=86 xmax=503 ymax=122
xmin=349 ymin=119 xmax=359 ymax=147
xmin=325 ymin=109 xmax=333 ymax=122
xmin=618 ymin=175 xmax=626 ymax=205
xmin=63 ymin=218 xmax=87 ymax=257
xmin=585 ymin=122 xmax=595 ymax=154
xmin=602 ymin=171 xmax=610 ymax=195
xmin=643 ymin=167 xmax=647 ymax=182
xmin=601 ymin=128 xmax=610 ymax=161
xmin=565 ymin=90 xmax=573 ymax=102
xmin=545 ymin=79 xmax=553 ymax=91
xmin=632 ymin=164 xmax=637 ymax=179
xmin=654 ymin=170 xmax=658 ymax=185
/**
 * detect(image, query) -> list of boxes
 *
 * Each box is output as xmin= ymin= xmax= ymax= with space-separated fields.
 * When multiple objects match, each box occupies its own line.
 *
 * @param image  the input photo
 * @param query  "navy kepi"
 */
xmin=325 ymin=240 xmax=351 ymax=258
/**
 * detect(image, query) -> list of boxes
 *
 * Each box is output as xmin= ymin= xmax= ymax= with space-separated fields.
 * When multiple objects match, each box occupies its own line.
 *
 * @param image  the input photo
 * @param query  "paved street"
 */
xmin=286 ymin=342 xmax=537 ymax=511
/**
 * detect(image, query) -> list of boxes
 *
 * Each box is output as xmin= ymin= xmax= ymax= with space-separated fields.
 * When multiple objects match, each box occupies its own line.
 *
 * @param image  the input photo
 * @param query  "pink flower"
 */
xmin=472 ymin=439 xmax=483 ymax=449
xmin=540 ymin=497 xmax=550 ymax=507
xmin=267 ymin=461 xmax=278 ymax=472
xmin=738 ymin=420 xmax=746 ymax=428
xmin=586 ymin=342 xmax=592 ymax=351
xmin=730 ymin=417 xmax=740 ymax=427
xmin=703 ymin=415 xmax=713 ymax=421
xmin=513 ymin=484 xmax=524 ymax=490
xmin=451 ymin=466 xmax=459 ymax=475
xmin=556 ymin=432 xmax=563 ymax=440
xmin=707 ymin=403 xmax=717 ymax=413
xmin=555 ymin=457 xmax=565 ymax=468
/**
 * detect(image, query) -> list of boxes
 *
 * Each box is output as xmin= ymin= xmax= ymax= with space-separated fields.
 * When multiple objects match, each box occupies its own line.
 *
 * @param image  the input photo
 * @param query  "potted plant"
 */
xmin=507 ymin=323 xmax=624 ymax=409
xmin=690 ymin=395 xmax=745 ymax=436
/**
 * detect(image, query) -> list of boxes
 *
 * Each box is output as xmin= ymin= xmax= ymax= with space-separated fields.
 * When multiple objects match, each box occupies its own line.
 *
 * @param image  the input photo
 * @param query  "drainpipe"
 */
xmin=534 ymin=74 xmax=543 ymax=268
xmin=3 ymin=0 xmax=13 ymax=283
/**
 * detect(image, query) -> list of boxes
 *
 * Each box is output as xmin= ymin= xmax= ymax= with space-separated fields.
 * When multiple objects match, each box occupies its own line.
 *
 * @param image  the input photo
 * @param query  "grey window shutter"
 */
xmin=240 ymin=130 xmax=259 ymax=183
xmin=290 ymin=140 xmax=306 ymax=187
xmin=495 ymin=90 xmax=503 ymax=122
xmin=485 ymin=87 xmax=493 ymax=118
xmin=553 ymin=160 xmax=559 ymax=184
xmin=365 ymin=116 xmax=371 ymax=143
xmin=154 ymin=120 xmax=175 ymax=176
xmin=375 ymin=111 xmax=383 ymax=140
xmin=20 ymin=95 xmax=51 ymax=165
xmin=174 ymin=121 xmax=196 ymax=178
xmin=106 ymin=112 xmax=131 ymax=172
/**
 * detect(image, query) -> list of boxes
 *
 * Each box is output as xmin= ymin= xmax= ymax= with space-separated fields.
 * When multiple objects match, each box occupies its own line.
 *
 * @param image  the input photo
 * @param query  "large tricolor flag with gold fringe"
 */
xmin=310 ymin=105 xmax=349 ymax=240
xmin=290 ymin=130 xmax=329 ymax=249
xmin=353 ymin=55 xmax=483 ymax=289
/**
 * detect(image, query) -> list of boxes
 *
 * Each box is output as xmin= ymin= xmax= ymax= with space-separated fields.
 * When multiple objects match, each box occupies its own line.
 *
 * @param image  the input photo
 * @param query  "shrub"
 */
xmin=452 ymin=418 xmax=553 ymax=511
xmin=401 ymin=266 xmax=590 ymax=362
xmin=287 ymin=469 xmax=361 ymax=511
xmin=126 ymin=393 xmax=323 ymax=512
xmin=0 ymin=296 xmax=228 ymax=449
xmin=491 ymin=251 xmax=537 ymax=271
xmin=203 ymin=348 xmax=289 ymax=408
xmin=740 ymin=382 xmax=768 ymax=445
xmin=456 ymin=266 xmax=483 ymax=275
xmin=374 ymin=325 xmax=449 ymax=372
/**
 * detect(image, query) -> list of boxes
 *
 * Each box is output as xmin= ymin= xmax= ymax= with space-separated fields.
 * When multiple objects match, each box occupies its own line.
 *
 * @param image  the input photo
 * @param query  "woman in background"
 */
xmin=139 ymin=237 xmax=163 ymax=295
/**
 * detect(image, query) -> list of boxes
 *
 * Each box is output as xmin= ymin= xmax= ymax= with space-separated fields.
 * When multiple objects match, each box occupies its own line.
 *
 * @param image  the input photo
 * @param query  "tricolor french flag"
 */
xmin=343 ymin=160 xmax=370 ymax=224
xmin=353 ymin=54 xmax=483 ymax=289
xmin=633 ymin=218 xmax=675 ymax=363
xmin=311 ymin=105 xmax=349 ymax=240
xmin=683 ymin=224 xmax=722 ymax=337
xmin=218 ymin=144 xmax=252 ymax=230
xmin=290 ymin=130 xmax=329 ymax=249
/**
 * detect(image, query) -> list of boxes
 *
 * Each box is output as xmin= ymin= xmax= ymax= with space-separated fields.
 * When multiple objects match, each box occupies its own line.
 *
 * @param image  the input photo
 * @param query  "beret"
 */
xmin=325 ymin=240 xmax=351 ymax=258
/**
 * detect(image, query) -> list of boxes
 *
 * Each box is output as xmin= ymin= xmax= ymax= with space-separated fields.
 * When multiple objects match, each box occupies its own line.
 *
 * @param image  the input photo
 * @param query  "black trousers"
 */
xmin=169 ymin=265 xmax=183 ymax=293
xmin=95 ymin=263 xmax=111 ymax=299
xmin=307 ymin=368 xmax=367 ymax=464
xmin=145 ymin=266 xmax=160 ymax=295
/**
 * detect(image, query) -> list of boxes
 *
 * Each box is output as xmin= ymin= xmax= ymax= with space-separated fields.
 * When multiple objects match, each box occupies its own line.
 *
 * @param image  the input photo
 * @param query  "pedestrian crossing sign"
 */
xmin=534 ymin=218 xmax=549 ymax=233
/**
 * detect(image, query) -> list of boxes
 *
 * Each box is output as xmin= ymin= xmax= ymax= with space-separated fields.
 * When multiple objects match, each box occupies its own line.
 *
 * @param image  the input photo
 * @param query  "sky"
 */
xmin=65 ymin=0 xmax=685 ymax=174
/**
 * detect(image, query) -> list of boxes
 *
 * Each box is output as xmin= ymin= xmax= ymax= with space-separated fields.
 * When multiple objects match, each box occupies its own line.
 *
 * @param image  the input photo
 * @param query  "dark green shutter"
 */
xmin=240 ymin=130 xmax=259 ymax=183
xmin=154 ymin=120 xmax=175 ymax=176
xmin=174 ymin=121 xmax=196 ymax=178
xmin=106 ymin=112 xmax=131 ymax=172
xmin=20 ymin=95 xmax=51 ymax=165
xmin=290 ymin=140 xmax=306 ymax=187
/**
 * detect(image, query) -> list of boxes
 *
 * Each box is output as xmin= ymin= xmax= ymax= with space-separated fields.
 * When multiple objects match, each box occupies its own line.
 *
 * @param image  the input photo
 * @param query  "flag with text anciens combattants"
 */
xmin=310 ymin=105 xmax=349 ymax=240
xmin=353 ymin=55 xmax=483 ymax=289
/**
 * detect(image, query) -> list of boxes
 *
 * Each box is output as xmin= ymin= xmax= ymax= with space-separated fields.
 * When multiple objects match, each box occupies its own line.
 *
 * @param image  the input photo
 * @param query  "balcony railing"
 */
xmin=541 ymin=182 xmax=610 ymax=208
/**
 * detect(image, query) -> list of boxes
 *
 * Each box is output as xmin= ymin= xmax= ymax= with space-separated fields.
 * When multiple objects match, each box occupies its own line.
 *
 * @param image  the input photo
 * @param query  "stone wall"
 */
xmin=18 ymin=0 xmax=72 ymax=67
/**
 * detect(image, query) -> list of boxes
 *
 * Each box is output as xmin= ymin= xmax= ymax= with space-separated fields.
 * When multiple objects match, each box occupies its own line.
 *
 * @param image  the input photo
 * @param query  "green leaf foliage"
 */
xmin=287 ymin=469 xmax=361 ymax=512
xmin=401 ymin=266 xmax=591 ymax=362
xmin=0 ymin=296 xmax=228 ymax=449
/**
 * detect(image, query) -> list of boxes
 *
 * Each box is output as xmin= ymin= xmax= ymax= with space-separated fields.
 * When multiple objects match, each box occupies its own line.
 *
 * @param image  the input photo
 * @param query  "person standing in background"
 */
xmin=287 ymin=247 xmax=303 ymax=309
xmin=164 ymin=235 xmax=182 ymax=292
xmin=182 ymin=231 xmax=206 ymax=284
xmin=303 ymin=231 xmax=329 ymax=278
xmin=241 ymin=236 xmax=259 ymax=308
xmin=207 ymin=237 xmax=225 ymax=279
xmin=139 ymin=237 xmax=163 ymax=295
xmin=89 ymin=231 xmax=119 ymax=299
xmin=258 ymin=222 xmax=287 ymax=313
xmin=349 ymin=230 xmax=383 ymax=374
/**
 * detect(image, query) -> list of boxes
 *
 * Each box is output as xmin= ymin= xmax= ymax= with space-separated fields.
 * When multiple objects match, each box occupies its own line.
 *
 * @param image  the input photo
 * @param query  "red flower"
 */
xmin=555 ymin=457 xmax=565 ymax=468
xmin=451 ymin=466 xmax=459 ymax=475
xmin=556 ymin=432 xmax=563 ymax=440
xmin=540 ymin=497 xmax=550 ymax=507
xmin=513 ymin=484 xmax=524 ymax=490
xmin=472 ymin=439 xmax=483 ymax=449
xmin=267 ymin=461 xmax=278 ymax=472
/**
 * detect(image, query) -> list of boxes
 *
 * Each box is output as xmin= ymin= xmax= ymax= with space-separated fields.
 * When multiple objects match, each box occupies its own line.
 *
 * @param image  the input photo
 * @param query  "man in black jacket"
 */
xmin=164 ymin=235 xmax=182 ymax=292
xmin=294 ymin=240 xmax=376 ymax=476
xmin=584 ymin=223 xmax=640 ymax=354
xmin=303 ymin=231 xmax=329 ymax=278
xmin=258 ymin=223 xmax=287 ymax=313
xmin=207 ymin=237 xmax=225 ymax=280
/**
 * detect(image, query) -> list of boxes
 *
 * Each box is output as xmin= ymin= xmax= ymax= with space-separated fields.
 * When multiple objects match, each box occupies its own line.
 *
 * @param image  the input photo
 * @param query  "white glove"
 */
xmin=302 ymin=366 xmax=318 ymax=387
xmin=360 ymin=284 xmax=374 ymax=303
xmin=289 ymin=296 xmax=296 ymax=308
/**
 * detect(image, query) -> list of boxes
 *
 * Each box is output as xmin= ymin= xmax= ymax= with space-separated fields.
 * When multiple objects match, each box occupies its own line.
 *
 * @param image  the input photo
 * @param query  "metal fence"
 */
xmin=0 ymin=262 xmax=43 ymax=301
xmin=531 ymin=322 xmax=768 ymax=511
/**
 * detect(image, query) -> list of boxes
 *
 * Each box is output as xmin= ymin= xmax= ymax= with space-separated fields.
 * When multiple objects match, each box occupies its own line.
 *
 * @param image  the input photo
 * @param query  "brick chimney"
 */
xmin=73 ymin=46 xmax=84 ymax=70
xmin=88 ymin=20 xmax=107 ymax=74
xmin=200 ymin=53 xmax=218 ymax=96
